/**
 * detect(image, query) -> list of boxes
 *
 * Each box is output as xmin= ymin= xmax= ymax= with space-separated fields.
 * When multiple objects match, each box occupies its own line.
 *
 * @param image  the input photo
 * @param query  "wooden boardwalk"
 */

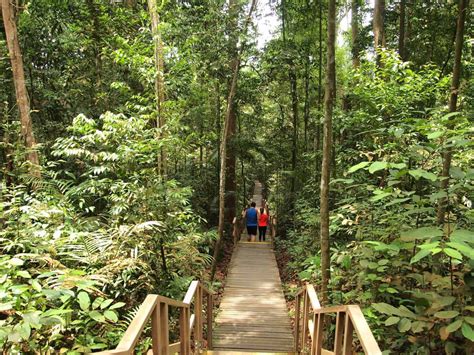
xmin=213 ymin=183 xmax=293 ymax=353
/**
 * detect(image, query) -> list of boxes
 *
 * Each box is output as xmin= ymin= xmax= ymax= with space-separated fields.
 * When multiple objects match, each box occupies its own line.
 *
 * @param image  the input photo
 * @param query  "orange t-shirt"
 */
xmin=259 ymin=213 xmax=268 ymax=227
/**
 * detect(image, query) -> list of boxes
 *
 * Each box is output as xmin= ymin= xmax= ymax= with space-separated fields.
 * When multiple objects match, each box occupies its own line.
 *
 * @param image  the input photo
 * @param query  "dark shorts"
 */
xmin=247 ymin=226 xmax=257 ymax=235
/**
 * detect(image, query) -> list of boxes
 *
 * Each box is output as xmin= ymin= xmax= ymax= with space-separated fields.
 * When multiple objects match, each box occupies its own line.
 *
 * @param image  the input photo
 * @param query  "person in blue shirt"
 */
xmin=243 ymin=201 xmax=259 ymax=242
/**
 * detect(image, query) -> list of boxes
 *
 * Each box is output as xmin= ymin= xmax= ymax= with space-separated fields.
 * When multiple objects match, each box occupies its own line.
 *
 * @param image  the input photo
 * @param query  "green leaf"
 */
xmin=446 ymin=242 xmax=474 ymax=259
xmin=398 ymin=318 xmax=411 ymax=332
xmin=461 ymin=323 xmax=474 ymax=341
xmin=464 ymin=317 xmax=474 ymax=325
xmin=443 ymin=248 xmax=463 ymax=260
xmin=385 ymin=316 xmax=400 ymax=326
xmin=369 ymin=161 xmax=388 ymax=174
xmin=451 ymin=230 xmax=474 ymax=244
xmin=109 ymin=302 xmax=126 ymax=310
xmin=411 ymin=321 xmax=424 ymax=333
xmin=435 ymin=311 xmax=460 ymax=319
xmin=411 ymin=249 xmax=431 ymax=264
xmin=9 ymin=258 xmax=24 ymax=266
xmin=373 ymin=303 xmax=400 ymax=316
xmin=427 ymin=131 xmax=444 ymax=139
xmin=400 ymin=227 xmax=443 ymax=241
xmin=104 ymin=310 xmax=118 ymax=322
xmin=390 ymin=163 xmax=407 ymax=170
xmin=0 ymin=302 xmax=13 ymax=311
xmin=420 ymin=171 xmax=437 ymax=181
xmin=446 ymin=319 xmax=463 ymax=333
xmin=16 ymin=271 xmax=31 ymax=279
xmin=89 ymin=310 xmax=106 ymax=323
xmin=100 ymin=299 xmax=114 ymax=310
xmin=348 ymin=161 xmax=370 ymax=173
xmin=371 ymin=191 xmax=392 ymax=201
xmin=78 ymin=291 xmax=91 ymax=311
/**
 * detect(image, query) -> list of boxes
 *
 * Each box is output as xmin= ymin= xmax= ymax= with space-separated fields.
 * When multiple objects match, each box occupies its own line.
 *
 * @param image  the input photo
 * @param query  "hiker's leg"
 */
xmin=262 ymin=226 xmax=267 ymax=241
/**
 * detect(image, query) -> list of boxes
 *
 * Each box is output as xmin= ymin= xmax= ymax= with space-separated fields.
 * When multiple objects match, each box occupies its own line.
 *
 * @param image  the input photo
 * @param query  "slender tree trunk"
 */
xmin=303 ymin=53 xmax=310 ymax=151
xmin=319 ymin=0 xmax=336 ymax=305
xmin=398 ymin=0 xmax=406 ymax=60
xmin=148 ymin=0 xmax=167 ymax=177
xmin=373 ymin=0 xmax=385 ymax=50
xmin=225 ymin=0 xmax=239 ymax=226
xmin=211 ymin=0 xmax=257 ymax=280
xmin=437 ymin=0 xmax=468 ymax=225
xmin=314 ymin=0 xmax=323 ymax=175
xmin=2 ymin=0 xmax=40 ymax=176
xmin=85 ymin=0 xmax=102 ymax=91
xmin=351 ymin=0 xmax=360 ymax=67
xmin=289 ymin=66 xmax=298 ymax=198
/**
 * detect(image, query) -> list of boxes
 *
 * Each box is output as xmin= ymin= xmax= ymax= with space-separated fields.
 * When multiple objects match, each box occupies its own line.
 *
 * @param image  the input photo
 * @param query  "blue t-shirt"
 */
xmin=246 ymin=208 xmax=258 ymax=227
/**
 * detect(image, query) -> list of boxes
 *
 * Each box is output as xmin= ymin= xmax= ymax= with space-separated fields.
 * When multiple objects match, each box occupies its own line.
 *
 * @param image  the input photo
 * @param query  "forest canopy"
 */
xmin=0 ymin=0 xmax=473 ymax=353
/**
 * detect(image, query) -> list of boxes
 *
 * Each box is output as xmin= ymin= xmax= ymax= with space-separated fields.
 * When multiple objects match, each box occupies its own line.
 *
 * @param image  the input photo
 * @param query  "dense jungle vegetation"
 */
xmin=0 ymin=0 xmax=473 ymax=353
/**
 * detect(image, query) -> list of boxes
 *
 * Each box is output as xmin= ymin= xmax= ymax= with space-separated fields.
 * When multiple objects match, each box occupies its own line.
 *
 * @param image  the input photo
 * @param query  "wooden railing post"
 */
xmin=294 ymin=292 xmax=301 ymax=353
xmin=180 ymin=306 xmax=191 ymax=355
xmin=207 ymin=291 xmax=213 ymax=349
xmin=301 ymin=290 xmax=309 ymax=353
xmin=159 ymin=302 xmax=169 ymax=355
xmin=194 ymin=284 xmax=203 ymax=350
xmin=343 ymin=313 xmax=353 ymax=355
xmin=151 ymin=300 xmax=161 ymax=355
xmin=334 ymin=311 xmax=345 ymax=355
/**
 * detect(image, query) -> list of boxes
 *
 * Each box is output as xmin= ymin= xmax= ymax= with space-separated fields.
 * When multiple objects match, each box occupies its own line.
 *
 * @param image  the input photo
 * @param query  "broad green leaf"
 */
xmin=464 ymin=317 xmax=474 ymax=325
xmin=371 ymin=191 xmax=392 ymax=201
xmin=109 ymin=302 xmax=126 ymax=310
xmin=398 ymin=305 xmax=417 ymax=319
xmin=104 ymin=310 xmax=118 ymax=322
xmin=408 ymin=169 xmax=423 ymax=180
xmin=348 ymin=161 xmax=370 ymax=173
xmin=461 ymin=323 xmax=474 ymax=341
xmin=0 ymin=302 xmax=13 ymax=311
xmin=100 ymin=299 xmax=114 ymax=310
xmin=390 ymin=163 xmax=407 ymax=169
xmin=418 ymin=241 xmax=440 ymax=250
xmin=443 ymin=248 xmax=463 ymax=260
xmin=16 ymin=271 xmax=31 ymax=279
xmin=411 ymin=249 xmax=431 ymax=264
xmin=398 ymin=318 xmax=411 ymax=332
xmin=446 ymin=242 xmax=474 ymax=259
xmin=372 ymin=303 xmax=400 ymax=316
xmin=427 ymin=131 xmax=443 ymax=139
xmin=385 ymin=316 xmax=400 ymax=326
xmin=31 ymin=280 xmax=42 ymax=292
xmin=9 ymin=258 xmax=24 ymax=266
xmin=446 ymin=319 xmax=463 ymax=333
xmin=78 ymin=291 xmax=91 ymax=311
xmin=451 ymin=230 xmax=474 ymax=244
xmin=400 ymin=227 xmax=443 ymax=241
xmin=435 ymin=311 xmax=460 ymax=319
xmin=411 ymin=321 xmax=424 ymax=333
xmin=89 ymin=310 xmax=106 ymax=323
xmin=420 ymin=171 xmax=437 ymax=181
xmin=369 ymin=161 xmax=388 ymax=174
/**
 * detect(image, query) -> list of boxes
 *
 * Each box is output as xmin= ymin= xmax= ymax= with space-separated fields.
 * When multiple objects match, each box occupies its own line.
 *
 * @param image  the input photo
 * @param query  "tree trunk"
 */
xmin=289 ymin=66 xmax=298 ymax=198
xmin=398 ymin=0 xmax=406 ymax=61
xmin=373 ymin=0 xmax=385 ymax=50
xmin=224 ymin=0 xmax=239 ymax=226
xmin=436 ymin=0 xmax=468 ymax=225
xmin=211 ymin=0 xmax=257 ymax=280
xmin=147 ymin=0 xmax=167 ymax=177
xmin=1 ymin=0 xmax=40 ymax=176
xmin=319 ymin=0 xmax=336 ymax=305
xmin=85 ymin=0 xmax=102 ymax=92
xmin=351 ymin=0 xmax=360 ymax=67
xmin=303 ymin=54 xmax=310 ymax=151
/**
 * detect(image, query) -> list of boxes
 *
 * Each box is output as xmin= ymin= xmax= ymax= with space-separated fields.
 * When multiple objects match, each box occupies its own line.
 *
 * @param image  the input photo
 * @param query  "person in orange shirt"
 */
xmin=258 ymin=207 xmax=269 ymax=242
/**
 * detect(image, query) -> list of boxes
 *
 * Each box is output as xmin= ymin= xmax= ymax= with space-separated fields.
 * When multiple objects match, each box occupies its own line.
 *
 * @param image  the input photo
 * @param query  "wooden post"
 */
xmin=343 ymin=314 xmax=354 ymax=355
xmin=294 ymin=293 xmax=301 ymax=352
xmin=159 ymin=302 xmax=169 ymax=355
xmin=334 ymin=311 xmax=345 ymax=354
xmin=180 ymin=307 xmax=191 ymax=355
xmin=301 ymin=290 xmax=310 ymax=352
xmin=207 ymin=292 xmax=213 ymax=349
xmin=194 ymin=284 xmax=203 ymax=349
xmin=151 ymin=300 xmax=161 ymax=355
xmin=312 ymin=313 xmax=324 ymax=355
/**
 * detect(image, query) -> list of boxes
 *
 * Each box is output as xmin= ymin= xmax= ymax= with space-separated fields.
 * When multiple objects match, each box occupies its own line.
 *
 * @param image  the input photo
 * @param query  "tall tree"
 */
xmin=319 ymin=0 xmax=336 ymax=304
xmin=351 ymin=0 xmax=360 ymax=67
xmin=398 ymin=0 xmax=406 ymax=60
xmin=148 ymin=0 xmax=167 ymax=176
xmin=224 ymin=0 xmax=239 ymax=226
xmin=436 ymin=0 xmax=469 ymax=225
xmin=211 ymin=0 xmax=258 ymax=279
xmin=1 ymin=0 xmax=40 ymax=176
xmin=373 ymin=0 xmax=385 ymax=50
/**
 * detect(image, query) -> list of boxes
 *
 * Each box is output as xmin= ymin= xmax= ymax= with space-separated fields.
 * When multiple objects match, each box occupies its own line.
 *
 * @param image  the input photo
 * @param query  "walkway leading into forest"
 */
xmin=213 ymin=182 xmax=294 ymax=353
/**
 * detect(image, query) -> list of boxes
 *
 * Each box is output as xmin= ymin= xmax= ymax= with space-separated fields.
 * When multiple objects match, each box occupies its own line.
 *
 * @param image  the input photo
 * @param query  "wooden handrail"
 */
xmin=294 ymin=284 xmax=381 ymax=355
xmin=95 ymin=280 xmax=214 ymax=355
